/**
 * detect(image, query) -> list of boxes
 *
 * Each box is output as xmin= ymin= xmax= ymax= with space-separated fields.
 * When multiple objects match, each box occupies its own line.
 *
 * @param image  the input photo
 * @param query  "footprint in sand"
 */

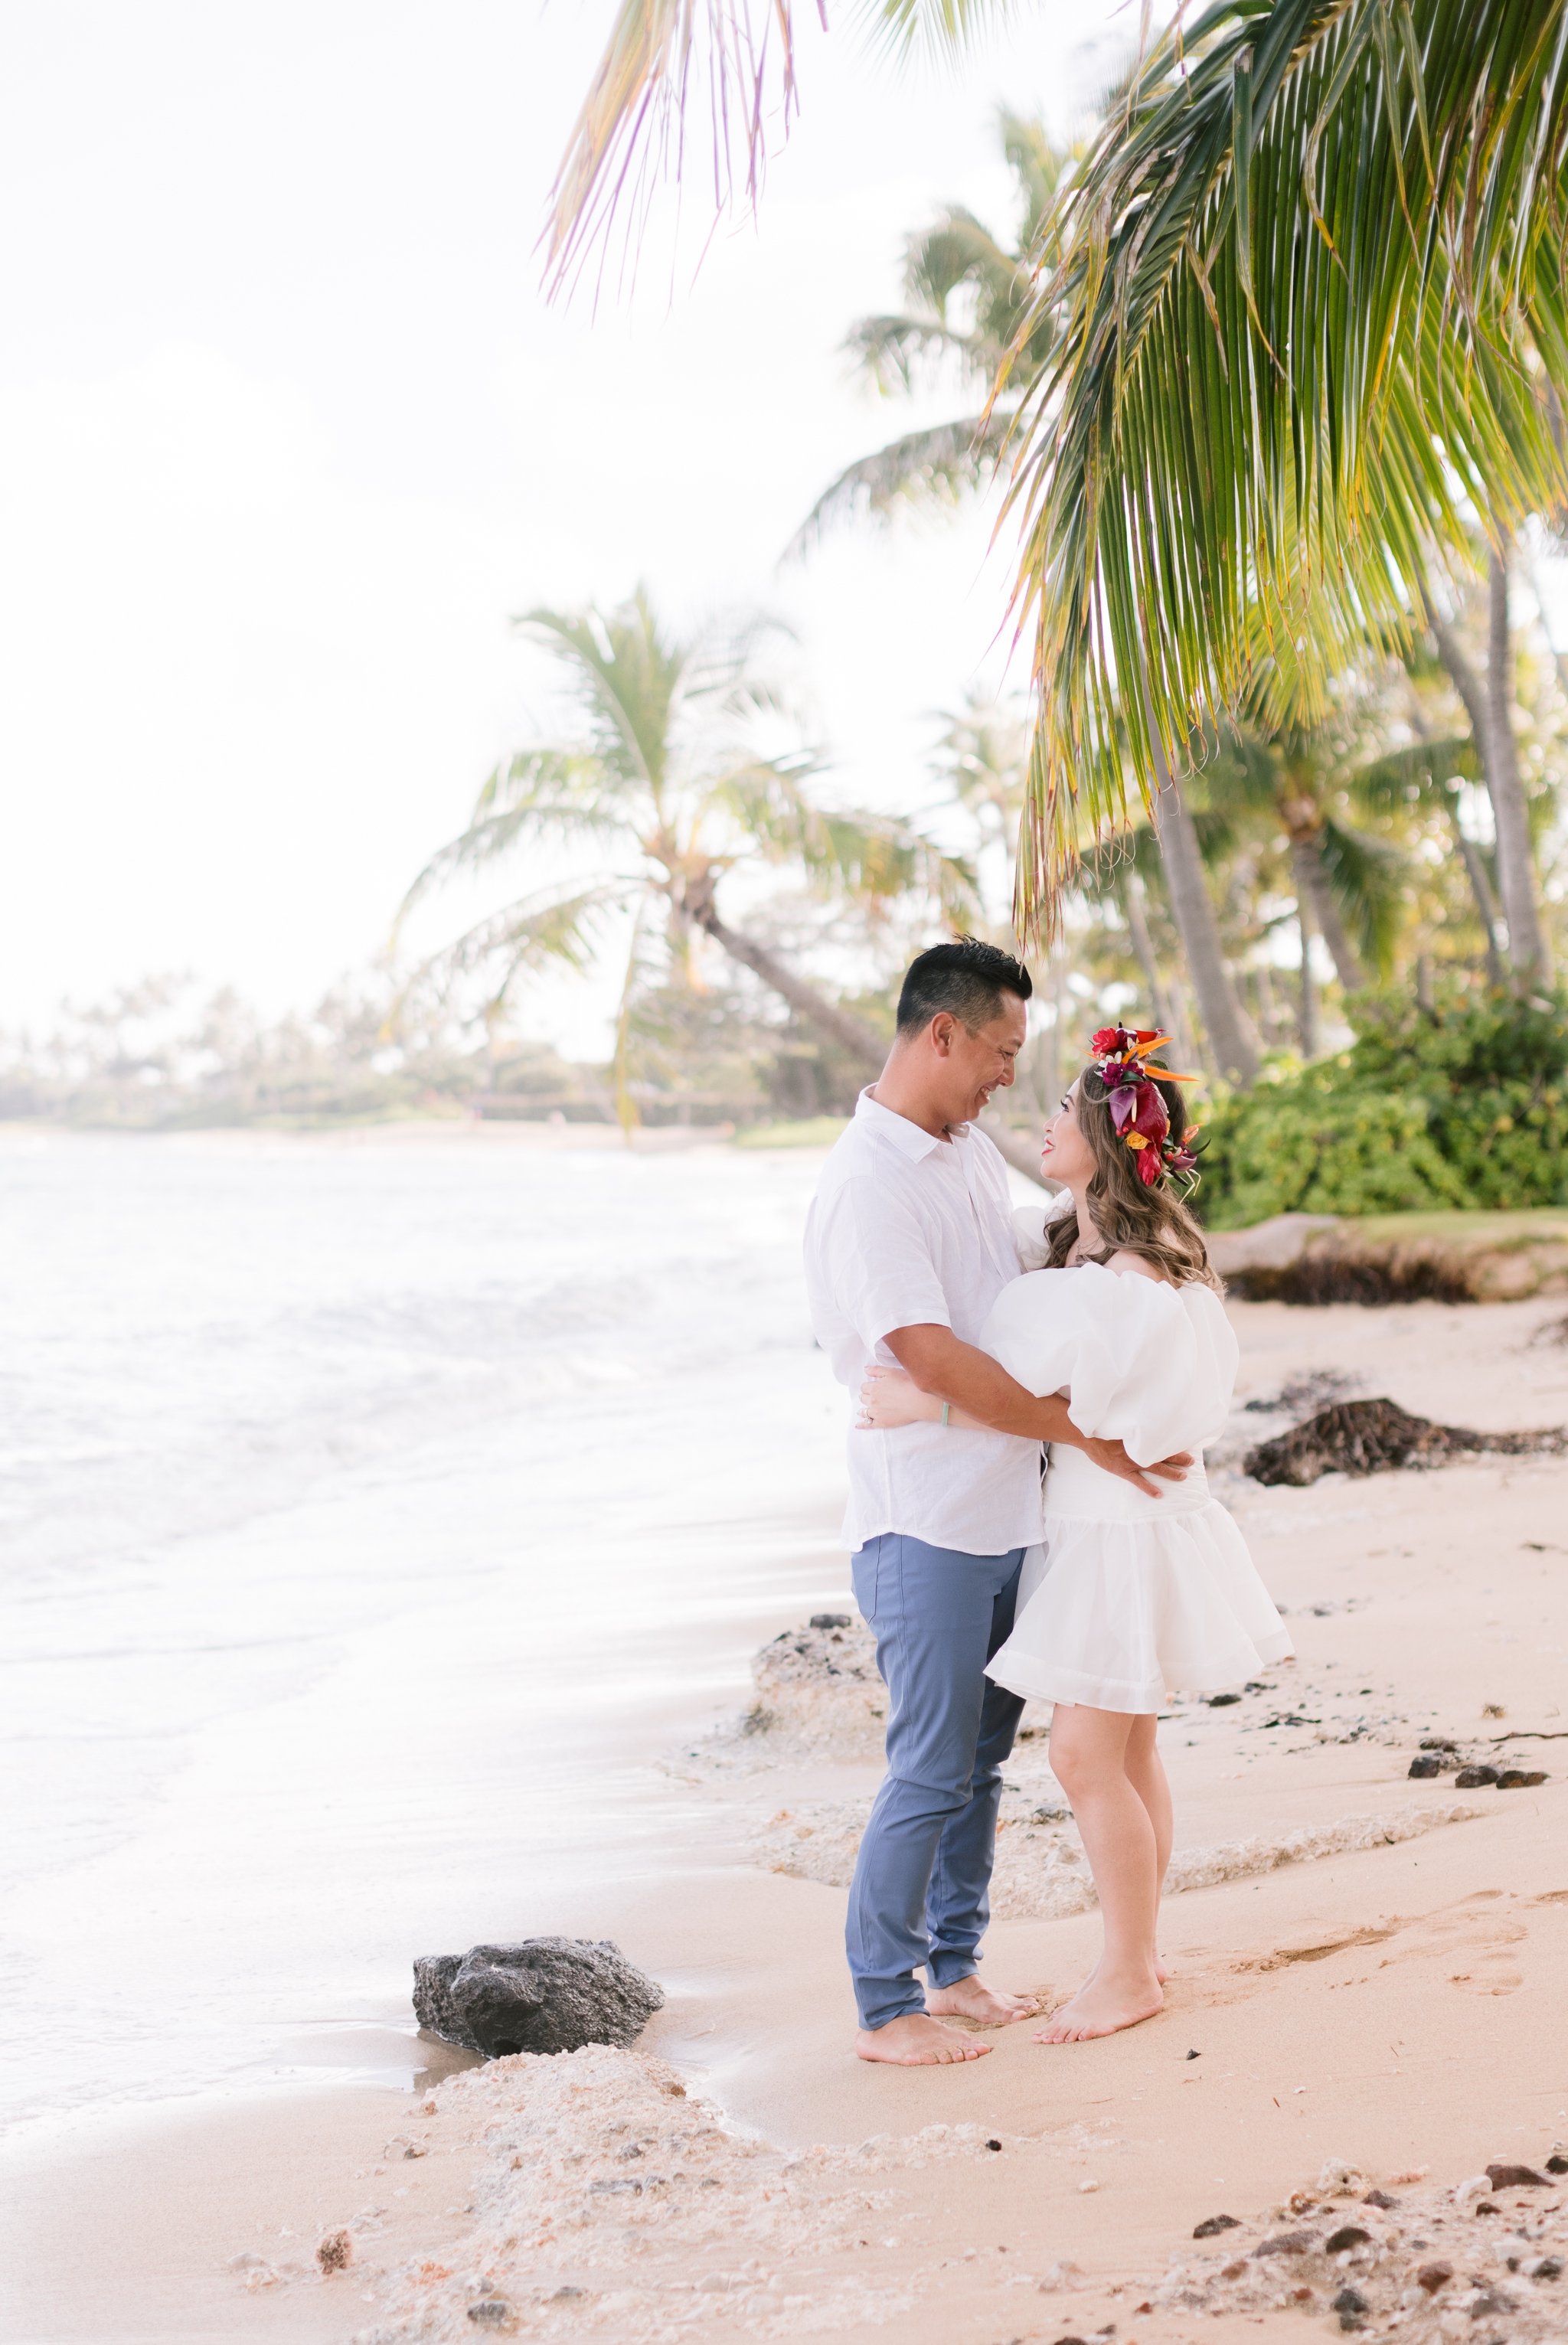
xmin=1186 ymin=1894 xmax=1533 ymax=2005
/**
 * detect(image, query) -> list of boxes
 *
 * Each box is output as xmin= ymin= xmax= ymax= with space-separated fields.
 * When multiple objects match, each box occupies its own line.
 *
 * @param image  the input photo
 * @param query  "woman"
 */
xmin=859 ymin=1026 xmax=1292 ymax=2044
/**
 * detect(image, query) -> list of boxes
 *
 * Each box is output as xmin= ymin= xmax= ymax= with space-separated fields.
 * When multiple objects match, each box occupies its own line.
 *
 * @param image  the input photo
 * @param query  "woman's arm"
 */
xmin=858 ymin=1364 xmax=984 ymax=1430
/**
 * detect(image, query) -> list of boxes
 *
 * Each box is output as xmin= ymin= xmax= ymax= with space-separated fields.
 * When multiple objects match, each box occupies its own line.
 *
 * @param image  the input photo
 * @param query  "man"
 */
xmin=803 ymin=937 xmax=1189 ymax=2067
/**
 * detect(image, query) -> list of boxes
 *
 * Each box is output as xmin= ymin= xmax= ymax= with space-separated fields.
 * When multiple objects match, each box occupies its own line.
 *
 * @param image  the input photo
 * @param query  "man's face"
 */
xmin=929 ymin=995 xmax=1028 ymax=1127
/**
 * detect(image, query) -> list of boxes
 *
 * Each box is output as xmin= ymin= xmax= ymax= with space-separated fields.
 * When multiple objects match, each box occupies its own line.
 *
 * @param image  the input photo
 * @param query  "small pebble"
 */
xmin=1193 ymin=2214 xmax=1240 ymax=2239
xmin=1361 ymin=2190 xmax=1397 ymax=2209
xmin=1407 ymin=1755 xmax=1443 ymax=1778
xmin=466 ymin=2303 xmax=516 ymax=2330
xmin=1416 ymin=2262 xmax=1453 ymax=2294
xmin=1324 ymin=2226 xmax=1372 ymax=2252
xmin=1496 ymin=1768 xmax=1548 ymax=1788
xmin=1455 ymin=1765 xmax=1499 ymax=1788
xmin=1486 ymin=2162 xmax=1548 ymax=2189
xmin=315 ymin=2229 xmax=354 ymax=2275
xmin=1078 ymin=2179 xmax=1099 ymax=2193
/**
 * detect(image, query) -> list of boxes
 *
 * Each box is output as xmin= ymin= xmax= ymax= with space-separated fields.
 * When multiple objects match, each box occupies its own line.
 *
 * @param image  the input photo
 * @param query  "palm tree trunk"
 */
xmin=1118 ymin=870 xmax=1174 ymax=1034
xmin=1409 ymin=688 xmax=1508 ymax=984
xmin=1290 ymin=846 xmax=1320 ymax=1057
xmin=1485 ymin=546 xmax=1553 ymax=986
xmin=1428 ymin=569 xmax=1551 ymax=984
xmin=1149 ymin=760 xmax=1262 ymax=1086
xmin=697 ymin=910 xmax=887 ymax=1067
xmin=1290 ymin=831 xmax=1367 ymax=992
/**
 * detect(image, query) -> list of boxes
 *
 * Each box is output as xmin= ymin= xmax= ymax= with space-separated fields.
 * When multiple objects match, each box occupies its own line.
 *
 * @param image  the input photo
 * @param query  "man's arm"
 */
xmin=884 ymin=1322 xmax=1191 ymax=1500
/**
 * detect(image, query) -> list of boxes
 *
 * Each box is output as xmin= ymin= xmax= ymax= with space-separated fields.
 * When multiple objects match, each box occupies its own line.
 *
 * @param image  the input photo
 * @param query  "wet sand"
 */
xmin=7 ymin=1199 xmax=1568 ymax=2341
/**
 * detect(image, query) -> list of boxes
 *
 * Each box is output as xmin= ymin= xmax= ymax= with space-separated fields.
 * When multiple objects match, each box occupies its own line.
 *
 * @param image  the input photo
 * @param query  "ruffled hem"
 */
xmin=985 ymin=1498 xmax=1294 ymax=1716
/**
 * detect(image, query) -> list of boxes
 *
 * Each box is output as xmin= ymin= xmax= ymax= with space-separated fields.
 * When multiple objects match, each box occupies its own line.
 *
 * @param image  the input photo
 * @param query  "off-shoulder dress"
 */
xmin=981 ymin=1249 xmax=1293 ymax=1715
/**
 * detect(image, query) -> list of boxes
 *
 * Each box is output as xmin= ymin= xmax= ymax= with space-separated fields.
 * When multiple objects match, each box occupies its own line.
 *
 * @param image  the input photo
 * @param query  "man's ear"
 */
xmin=929 ymin=1013 xmax=957 ymax=1057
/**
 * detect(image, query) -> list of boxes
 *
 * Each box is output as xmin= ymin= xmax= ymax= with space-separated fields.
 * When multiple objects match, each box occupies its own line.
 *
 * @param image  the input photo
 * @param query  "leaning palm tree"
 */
xmin=791 ymin=114 xmax=1067 ymax=548
xmin=397 ymin=586 xmax=976 ymax=1125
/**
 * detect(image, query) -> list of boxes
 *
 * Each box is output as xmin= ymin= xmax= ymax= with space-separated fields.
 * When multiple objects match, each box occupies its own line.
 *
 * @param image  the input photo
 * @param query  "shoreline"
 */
xmin=7 ymin=1241 xmax=1568 ymax=2337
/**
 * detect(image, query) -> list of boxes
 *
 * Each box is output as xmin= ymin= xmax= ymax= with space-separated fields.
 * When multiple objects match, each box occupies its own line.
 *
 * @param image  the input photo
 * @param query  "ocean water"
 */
xmin=0 ymin=1128 xmax=850 ymax=2144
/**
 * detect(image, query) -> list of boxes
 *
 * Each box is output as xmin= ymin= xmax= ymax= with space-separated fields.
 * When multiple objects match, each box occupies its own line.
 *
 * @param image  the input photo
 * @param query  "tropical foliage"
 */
xmin=1198 ymin=990 xmax=1568 ymax=1226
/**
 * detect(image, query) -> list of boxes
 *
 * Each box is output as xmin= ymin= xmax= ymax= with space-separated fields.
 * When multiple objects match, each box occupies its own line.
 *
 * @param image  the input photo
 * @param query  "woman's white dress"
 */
xmin=982 ymin=1249 xmax=1293 ymax=1714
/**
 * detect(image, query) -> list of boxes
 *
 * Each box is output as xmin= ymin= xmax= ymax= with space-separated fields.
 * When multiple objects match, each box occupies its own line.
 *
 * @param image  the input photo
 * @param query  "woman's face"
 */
xmin=1040 ymin=1079 xmax=1097 ymax=1190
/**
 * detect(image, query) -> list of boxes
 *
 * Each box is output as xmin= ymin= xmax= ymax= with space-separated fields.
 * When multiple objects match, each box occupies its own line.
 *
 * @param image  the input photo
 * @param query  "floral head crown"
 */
xmin=1086 ymin=1025 xmax=1201 ymax=1190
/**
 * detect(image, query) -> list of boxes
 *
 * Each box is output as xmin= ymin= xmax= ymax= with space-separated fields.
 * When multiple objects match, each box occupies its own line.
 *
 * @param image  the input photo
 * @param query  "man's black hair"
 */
xmin=896 ymin=936 xmax=1033 ymax=1036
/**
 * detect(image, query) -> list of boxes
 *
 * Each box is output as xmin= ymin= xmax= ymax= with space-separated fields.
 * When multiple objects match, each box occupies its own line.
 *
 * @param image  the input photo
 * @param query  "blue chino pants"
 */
xmin=846 ymin=1533 xmax=1027 ymax=2030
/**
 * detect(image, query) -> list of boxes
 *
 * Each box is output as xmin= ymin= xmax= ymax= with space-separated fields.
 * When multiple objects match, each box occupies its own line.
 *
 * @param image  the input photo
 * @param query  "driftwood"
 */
xmin=1246 ymin=1396 xmax=1568 ymax=1488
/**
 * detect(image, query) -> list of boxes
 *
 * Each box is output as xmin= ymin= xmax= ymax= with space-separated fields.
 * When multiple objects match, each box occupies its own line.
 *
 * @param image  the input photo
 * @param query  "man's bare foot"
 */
xmin=856 ymin=2013 xmax=992 ymax=2066
xmin=1033 ymin=1974 xmax=1163 ymax=2044
xmin=926 ymin=1974 xmax=1038 ymax=2027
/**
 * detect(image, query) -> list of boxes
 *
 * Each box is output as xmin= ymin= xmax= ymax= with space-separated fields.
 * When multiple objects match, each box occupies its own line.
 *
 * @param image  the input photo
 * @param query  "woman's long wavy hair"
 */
xmin=1043 ymin=1067 xmax=1221 ymax=1292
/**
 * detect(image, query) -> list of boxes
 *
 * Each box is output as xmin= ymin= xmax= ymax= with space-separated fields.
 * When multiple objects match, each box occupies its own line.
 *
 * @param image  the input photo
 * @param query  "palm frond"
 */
xmin=521 ymin=589 xmax=683 ymax=797
xmin=543 ymin=0 xmax=1010 ymax=298
xmin=1348 ymin=734 xmax=1481 ymax=814
xmin=786 ymin=410 xmax=1012 ymax=554
xmin=396 ymin=751 xmax=628 ymax=929
xmin=1005 ymin=0 xmax=1568 ymax=940
xmin=1318 ymin=818 xmax=1408 ymax=976
xmin=844 ymin=313 xmax=978 ymax=394
xmin=411 ymin=880 xmax=632 ymax=1011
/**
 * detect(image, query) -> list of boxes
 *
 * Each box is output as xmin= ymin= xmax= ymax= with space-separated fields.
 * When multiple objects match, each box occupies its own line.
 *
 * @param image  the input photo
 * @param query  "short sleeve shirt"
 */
xmin=802 ymin=1089 xmax=1047 ymax=1555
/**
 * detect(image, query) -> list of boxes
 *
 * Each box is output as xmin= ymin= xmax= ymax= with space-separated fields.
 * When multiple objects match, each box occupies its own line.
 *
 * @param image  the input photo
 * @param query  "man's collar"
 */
xmin=854 ymin=1086 xmax=969 ymax=1161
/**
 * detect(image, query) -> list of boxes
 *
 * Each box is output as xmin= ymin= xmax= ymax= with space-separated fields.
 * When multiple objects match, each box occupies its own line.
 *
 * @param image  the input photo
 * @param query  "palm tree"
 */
xmin=999 ymin=0 xmax=1568 ymax=963
xmin=545 ymin=3 xmax=1568 ymax=972
xmin=790 ymin=114 xmax=1065 ymax=548
xmin=398 ymin=586 xmax=975 ymax=1124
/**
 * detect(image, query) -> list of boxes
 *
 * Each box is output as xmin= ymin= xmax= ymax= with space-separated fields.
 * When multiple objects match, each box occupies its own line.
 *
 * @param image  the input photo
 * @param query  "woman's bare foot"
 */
xmin=926 ymin=1974 xmax=1038 ymax=2026
xmin=857 ymin=2013 xmax=992 ymax=2065
xmin=1155 ymin=1951 xmax=1170 ymax=1984
xmin=1033 ymin=1973 xmax=1163 ymax=2043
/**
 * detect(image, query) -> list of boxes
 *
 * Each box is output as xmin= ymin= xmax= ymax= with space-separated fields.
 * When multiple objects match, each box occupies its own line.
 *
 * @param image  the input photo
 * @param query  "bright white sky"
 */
xmin=0 ymin=0 xmax=1143 ymax=1055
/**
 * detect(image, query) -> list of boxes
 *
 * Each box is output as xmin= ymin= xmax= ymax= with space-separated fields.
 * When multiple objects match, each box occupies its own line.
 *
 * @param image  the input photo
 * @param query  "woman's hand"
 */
xmin=855 ymin=1364 xmax=942 ymax=1431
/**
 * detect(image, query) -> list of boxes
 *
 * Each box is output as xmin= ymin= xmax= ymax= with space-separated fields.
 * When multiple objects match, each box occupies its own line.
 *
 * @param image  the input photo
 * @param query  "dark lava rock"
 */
xmin=413 ymin=1937 xmax=663 ymax=2058
xmin=1496 ymin=1769 xmax=1548 ymax=1789
xmin=1332 ymin=2286 xmax=1370 ymax=2329
xmin=1325 ymin=2226 xmax=1373 ymax=2252
xmin=1194 ymin=2213 xmax=1241 ymax=2238
xmin=1455 ymin=1765 xmax=1500 ymax=1788
xmin=466 ymin=2303 xmax=516 ymax=2330
xmin=1530 ymin=2257 xmax=1563 ymax=2281
xmin=1362 ymin=2190 xmax=1398 ymax=2209
xmin=1486 ymin=2162 xmax=1548 ymax=2190
xmin=809 ymin=1612 xmax=852 ymax=1628
xmin=1416 ymin=2262 xmax=1454 ymax=2293
xmin=1547 ymin=2154 xmax=1568 ymax=2175
xmin=1245 ymin=1398 xmax=1566 ymax=1488
xmin=1409 ymin=1755 xmax=1444 ymax=1778
xmin=1206 ymin=1692 xmax=1242 ymax=1706
xmin=1254 ymin=2231 xmax=1317 ymax=2258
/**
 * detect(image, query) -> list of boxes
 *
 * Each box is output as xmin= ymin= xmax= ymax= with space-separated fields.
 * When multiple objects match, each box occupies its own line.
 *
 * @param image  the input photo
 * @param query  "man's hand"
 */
xmin=1081 ymin=1435 xmax=1193 ymax=1497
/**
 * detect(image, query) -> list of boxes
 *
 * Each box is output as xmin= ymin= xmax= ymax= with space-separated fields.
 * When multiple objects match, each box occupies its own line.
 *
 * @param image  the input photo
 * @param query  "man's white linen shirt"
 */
xmin=803 ymin=1089 xmax=1047 ymax=1556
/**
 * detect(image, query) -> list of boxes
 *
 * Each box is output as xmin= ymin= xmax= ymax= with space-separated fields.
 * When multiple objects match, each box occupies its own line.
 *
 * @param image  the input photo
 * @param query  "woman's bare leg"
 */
xmin=1035 ymin=1704 xmax=1164 ymax=2043
xmin=1123 ymin=1713 xmax=1172 ymax=1980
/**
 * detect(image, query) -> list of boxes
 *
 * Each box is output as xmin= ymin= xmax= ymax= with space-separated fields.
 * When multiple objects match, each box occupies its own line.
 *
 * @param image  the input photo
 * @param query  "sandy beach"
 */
xmin=5 ymin=1128 xmax=1568 ymax=2344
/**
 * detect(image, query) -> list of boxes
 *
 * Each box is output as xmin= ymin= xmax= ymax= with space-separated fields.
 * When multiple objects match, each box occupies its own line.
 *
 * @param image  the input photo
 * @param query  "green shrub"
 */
xmin=1198 ymin=991 xmax=1568 ymax=1227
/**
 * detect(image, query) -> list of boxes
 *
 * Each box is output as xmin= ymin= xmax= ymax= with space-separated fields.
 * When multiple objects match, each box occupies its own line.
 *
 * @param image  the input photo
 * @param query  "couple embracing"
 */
xmin=803 ymin=939 xmax=1292 ymax=2068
